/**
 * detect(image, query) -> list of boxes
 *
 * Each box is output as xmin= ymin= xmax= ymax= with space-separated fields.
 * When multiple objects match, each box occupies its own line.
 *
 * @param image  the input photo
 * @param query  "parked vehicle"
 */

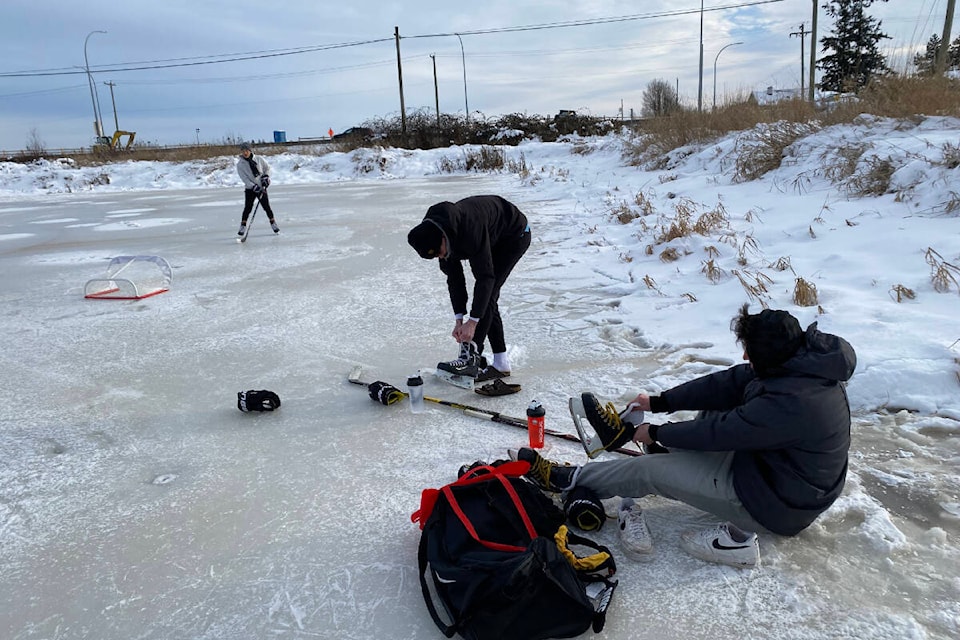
xmin=332 ymin=127 xmax=374 ymax=141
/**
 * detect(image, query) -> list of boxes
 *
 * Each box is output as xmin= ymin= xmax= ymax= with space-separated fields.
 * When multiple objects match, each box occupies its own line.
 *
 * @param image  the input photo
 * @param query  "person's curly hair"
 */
xmin=731 ymin=304 xmax=804 ymax=376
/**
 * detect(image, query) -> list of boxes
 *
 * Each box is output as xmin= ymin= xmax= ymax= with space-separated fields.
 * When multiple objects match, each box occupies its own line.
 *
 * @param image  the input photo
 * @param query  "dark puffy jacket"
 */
xmin=423 ymin=196 xmax=527 ymax=319
xmin=653 ymin=324 xmax=857 ymax=536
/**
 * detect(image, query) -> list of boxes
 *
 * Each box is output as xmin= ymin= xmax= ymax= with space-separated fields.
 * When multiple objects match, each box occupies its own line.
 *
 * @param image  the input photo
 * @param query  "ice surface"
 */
xmin=1 ymin=125 xmax=959 ymax=639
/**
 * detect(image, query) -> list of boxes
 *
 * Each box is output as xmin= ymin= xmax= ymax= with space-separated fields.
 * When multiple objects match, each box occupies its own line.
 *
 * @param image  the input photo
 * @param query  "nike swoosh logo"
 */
xmin=712 ymin=538 xmax=750 ymax=550
xmin=434 ymin=574 xmax=457 ymax=584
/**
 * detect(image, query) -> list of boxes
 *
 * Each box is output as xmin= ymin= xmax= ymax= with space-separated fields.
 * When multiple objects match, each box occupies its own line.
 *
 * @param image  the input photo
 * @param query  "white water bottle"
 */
xmin=407 ymin=371 xmax=424 ymax=413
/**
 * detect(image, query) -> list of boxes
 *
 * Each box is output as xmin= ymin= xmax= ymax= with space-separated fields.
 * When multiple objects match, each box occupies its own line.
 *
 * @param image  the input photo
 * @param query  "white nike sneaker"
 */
xmin=680 ymin=522 xmax=760 ymax=568
xmin=618 ymin=498 xmax=653 ymax=561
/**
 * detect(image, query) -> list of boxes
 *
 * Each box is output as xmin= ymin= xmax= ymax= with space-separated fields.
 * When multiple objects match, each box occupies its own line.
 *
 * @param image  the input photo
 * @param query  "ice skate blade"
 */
xmin=568 ymin=396 xmax=605 ymax=459
xmin=434 ymin=369 xmax=475 ymax=391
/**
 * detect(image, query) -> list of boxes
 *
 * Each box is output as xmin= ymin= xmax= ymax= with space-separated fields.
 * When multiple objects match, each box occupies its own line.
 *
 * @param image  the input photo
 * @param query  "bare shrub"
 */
xmin=889 ymin=284 xmax=916 ymax=302
xmin=704 ymin=245 xmax=720 ymax=259
xmin=793 ymin=277 xmax=819 ymax=306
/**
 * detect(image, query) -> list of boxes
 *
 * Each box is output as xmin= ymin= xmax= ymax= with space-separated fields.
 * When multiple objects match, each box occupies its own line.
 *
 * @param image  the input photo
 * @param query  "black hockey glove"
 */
xmin=368 ymin=381 xmax=405 ymax=406
xmin=237 ymin=389 xmax=281 ymax=412
xmin=252 ymin=184 xmax=262 ymax=194
xmin=261 ymin=175 xmax=271 ymax=189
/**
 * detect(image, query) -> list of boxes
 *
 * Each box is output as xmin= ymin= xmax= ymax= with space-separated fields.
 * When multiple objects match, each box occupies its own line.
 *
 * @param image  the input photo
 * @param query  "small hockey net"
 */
xmin=84 ymin=255 xmax=172 ymax=300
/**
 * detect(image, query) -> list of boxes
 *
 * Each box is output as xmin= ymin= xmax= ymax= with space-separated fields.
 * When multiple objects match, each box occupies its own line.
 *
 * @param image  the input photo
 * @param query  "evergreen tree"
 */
xmin=818 ymin=0 xmax=890 ymax=92
xmin=913 ymin=34 xmax=941 ymax=76
xmin=951 ymin=35 xmax=960 ymax=69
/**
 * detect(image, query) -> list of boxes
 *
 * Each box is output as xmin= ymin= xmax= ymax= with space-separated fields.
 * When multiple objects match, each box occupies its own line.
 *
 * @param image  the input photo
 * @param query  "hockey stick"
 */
xmin=238 ymin=192 xmax=262 ymax=243
xmin=348 ymin=367 xmax=642 ymax=457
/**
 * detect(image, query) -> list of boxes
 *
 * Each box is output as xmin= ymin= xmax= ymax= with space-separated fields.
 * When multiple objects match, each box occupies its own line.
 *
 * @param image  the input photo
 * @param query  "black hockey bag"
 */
xmin=410 ymin=460 xmax=618 ymax=640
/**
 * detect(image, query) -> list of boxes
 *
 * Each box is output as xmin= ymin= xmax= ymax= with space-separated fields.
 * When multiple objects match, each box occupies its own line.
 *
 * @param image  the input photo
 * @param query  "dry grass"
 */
xmin=692 ymin=202 xmax=729 ymax=235
xmin=701 ymin=259 xmax=725 ymax=283
xmin=733 ymin=121 xmax=816 ymax=183
xmin=622 ymin=75 xmax=959 ymax=169
xmin=732 ymin=269 xmax=773 ymax=304
xmin=926 ymin=247 xmax=960 ymax=294
xmin=793 ymin=277 xmax=819 ymax=306
xmin=847 ymin=155 xmax=896 ymax=196
xmin=770 ymin=256 xmax=794 ymax=273
xmin=889 ymin=284 xmax=916 ymax=302
xmin=659 ymin=247 xmax=681 ymax=262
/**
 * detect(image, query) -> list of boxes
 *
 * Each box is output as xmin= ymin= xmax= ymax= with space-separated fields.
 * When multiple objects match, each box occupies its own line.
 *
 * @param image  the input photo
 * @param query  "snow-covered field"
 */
xmin=1 ymin=117 xmax=958 ymax=639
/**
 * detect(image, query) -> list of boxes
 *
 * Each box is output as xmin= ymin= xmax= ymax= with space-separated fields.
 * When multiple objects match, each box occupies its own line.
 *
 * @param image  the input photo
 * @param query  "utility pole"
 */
xmin=394 ymin=26 xmax=406 ymax=135
xmin=697 ymin=0 xmax=704 ymax=112
xmin=104 ymin=81 xmax=120 ymax=132
xmin=455 ymin=34 xmax=469 ymax=122
xmin=431 ymin=54 xmax=440 ymax=128
xmin=936 ymin=0 xmax=957 ymax=74
xmin=790 ymin=24 xmax=809 ymax=100
xmin=809 ymin=0 xmax=817 ymax=102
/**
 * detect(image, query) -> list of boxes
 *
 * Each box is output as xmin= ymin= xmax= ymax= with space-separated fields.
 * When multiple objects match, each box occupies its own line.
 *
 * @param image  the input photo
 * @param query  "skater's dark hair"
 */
xmin=732 ymin=304 xmax=804 ymax=377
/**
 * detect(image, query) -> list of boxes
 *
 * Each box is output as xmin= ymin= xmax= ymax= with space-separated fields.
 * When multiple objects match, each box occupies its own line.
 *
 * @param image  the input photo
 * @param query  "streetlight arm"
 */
xmin=712 ymin=41 xmax=744 ymax=110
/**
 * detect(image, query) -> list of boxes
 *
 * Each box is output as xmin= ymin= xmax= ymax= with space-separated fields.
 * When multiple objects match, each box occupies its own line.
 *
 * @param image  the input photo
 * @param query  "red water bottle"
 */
xmin=526 ymin=400 xmax=545 ymax=449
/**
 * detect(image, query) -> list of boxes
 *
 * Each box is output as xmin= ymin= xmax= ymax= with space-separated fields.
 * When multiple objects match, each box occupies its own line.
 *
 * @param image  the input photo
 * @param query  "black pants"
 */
xmin=474 ymin=229 xmax=531 ymax=355
xmin=241 ymin=189 xmax=275 ymax=223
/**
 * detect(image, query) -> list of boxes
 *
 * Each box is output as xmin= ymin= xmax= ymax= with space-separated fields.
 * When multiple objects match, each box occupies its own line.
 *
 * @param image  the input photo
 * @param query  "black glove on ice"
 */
xmin=238 ymin=389 xmax=281 ymax=412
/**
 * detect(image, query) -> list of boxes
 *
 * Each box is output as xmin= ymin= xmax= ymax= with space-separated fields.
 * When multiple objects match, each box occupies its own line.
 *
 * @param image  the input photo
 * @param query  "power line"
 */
xmin=0 ymin=38 xmax=393 ymax=78
xmin=405 ymin=0 xmax=785 ymax=38
xmin=1 ymin=1 xmax=784 ymax=79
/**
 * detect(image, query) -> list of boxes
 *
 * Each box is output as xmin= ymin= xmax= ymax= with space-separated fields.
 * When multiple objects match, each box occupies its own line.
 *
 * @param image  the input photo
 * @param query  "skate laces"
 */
xmin=590 ymin=399 xmax=623 ymax=430
xmin=449 ymin=342 xmax=476 ymax=367
xmin=527 ymin=452 xmax=555 ymax=488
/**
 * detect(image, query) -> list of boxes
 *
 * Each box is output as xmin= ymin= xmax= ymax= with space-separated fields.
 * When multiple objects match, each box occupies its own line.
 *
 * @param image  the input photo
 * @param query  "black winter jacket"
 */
xmin=652 ymin=323 xmax=857 ymax=536
xmin=422 ymin=196 xmax=528 ymax=319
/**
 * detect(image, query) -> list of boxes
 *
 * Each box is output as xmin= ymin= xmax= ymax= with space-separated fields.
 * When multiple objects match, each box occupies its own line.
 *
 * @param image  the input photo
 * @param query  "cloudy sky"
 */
xmin=0 ymin=0 xmax=947 ymax=151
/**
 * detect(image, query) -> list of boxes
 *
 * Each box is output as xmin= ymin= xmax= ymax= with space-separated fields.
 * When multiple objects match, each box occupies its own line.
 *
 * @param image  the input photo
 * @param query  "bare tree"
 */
xmin=25 ymin=128 xmax=47 ymax=156
xmin=642 ymin=79 xmax=680 ymax=117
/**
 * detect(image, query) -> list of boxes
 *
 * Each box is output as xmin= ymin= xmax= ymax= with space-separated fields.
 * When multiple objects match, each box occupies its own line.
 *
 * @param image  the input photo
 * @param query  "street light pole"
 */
xmin=84 ymin=30 xmax=107 ymax=137
xmin=455 ymin=33 xmax=469 ymax=122
xmin=713 ymin=41 xmax=743 ymax=110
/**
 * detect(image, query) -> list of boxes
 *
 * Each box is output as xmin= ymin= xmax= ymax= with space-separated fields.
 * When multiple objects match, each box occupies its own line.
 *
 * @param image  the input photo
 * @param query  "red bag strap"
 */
xmin=410 ymin=460 xmax=531 ymax=529
xmin=441 ymin=464 xmax=538 ymax=552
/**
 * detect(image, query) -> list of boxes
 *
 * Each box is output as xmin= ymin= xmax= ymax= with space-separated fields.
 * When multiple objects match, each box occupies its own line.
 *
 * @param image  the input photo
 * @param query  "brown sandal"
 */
xmin=475 ymin=378 xmax=522 ymax=396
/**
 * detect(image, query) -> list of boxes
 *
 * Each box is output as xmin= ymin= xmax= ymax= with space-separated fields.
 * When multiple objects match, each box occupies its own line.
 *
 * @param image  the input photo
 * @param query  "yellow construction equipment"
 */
xmin=94 ymin=130 xmax=136 ymax=151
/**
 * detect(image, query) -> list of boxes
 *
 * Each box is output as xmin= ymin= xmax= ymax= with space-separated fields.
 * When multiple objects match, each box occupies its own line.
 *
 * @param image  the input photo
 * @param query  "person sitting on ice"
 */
xmin=514 ymin=304 xmax=857 ymax=568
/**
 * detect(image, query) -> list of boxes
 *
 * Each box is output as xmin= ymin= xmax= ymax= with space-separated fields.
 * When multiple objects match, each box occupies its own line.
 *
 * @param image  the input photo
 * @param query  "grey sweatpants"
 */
xmin=575 ymin=449 xmax=768 ymax=534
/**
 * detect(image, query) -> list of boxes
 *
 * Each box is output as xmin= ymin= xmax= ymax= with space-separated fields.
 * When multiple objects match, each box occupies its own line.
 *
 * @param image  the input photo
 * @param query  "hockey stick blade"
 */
xmin=347 ymin=367 xmax=641 ymax=457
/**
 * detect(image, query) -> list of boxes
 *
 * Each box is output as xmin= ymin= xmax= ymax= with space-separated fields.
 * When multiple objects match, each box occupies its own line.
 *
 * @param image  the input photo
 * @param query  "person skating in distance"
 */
xmin=236 ymin=142 xmax=279 ymax=236
xmin=514 ymin=304 xmax=856 ymax=568
xmin=408 ymin=195 xmax=531 ymax=382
